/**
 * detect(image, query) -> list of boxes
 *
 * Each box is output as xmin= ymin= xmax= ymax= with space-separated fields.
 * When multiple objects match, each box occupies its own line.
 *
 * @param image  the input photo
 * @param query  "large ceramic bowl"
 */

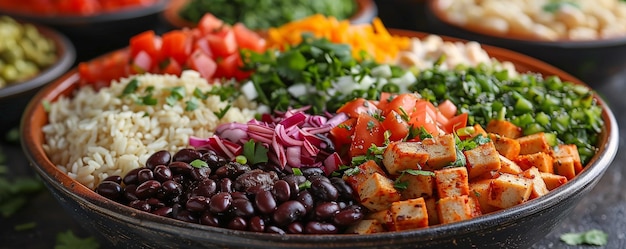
xmin=20 ymin=30 xmax=618 ymax=248
xmin=425 ymin=0 xmax=626 ymax=86
xmin=0 ymin=20 xmax=75 ymax=137
xmin=0 ymin=0 xmax=168 ymax=62
xmin=162 ymin=0 xmax=378 ymax=30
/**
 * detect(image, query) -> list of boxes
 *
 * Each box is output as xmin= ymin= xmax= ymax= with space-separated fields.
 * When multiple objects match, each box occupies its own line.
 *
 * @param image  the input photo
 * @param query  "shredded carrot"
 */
xmin=266 ymin=14 xmax=411 ymax=63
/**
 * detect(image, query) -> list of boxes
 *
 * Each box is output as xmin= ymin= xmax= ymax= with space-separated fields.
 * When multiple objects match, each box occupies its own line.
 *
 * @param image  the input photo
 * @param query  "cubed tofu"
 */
xmin=365 ymin=209 xmax=392 ymax=226
xmin=424 ymin=197 xmax=440 ymax=226
xmin=464 ymin=142 xmax=501 ymax=179
xmin=397 ymin=172 xmax=435 ymax=200
xmin=389 ymin=198 xmax=429 ymax=231
xmin=517 ymin=132 xmax=551 ymax=155
xmin=486 ymin=119 xmax=522 ymax=139
xmin=357 ymin=172 xmax=402 ymax=212
xmin=540 ymin=172 xmax=568 ymax=190
xmin=382 ymin=141 xmax=429 ymax=175
xmin=553 ymin=156 xmax=577 ymax=180
xmin=490 ymin=133 xmax=521 ymax=160
xmin=552 ymin=144 xmax=583 ymax=174
xmin=345 ymin=219 xmax=386 ymax=234
xmin=423 ymin=134 xmax=457 ymax=170
xmin=487 ymin=173 xmax=534 ymax=209
xmin=515 ymin=152 xmax=554 ymax=173
xmin=499 ymin=155 xmax=523 ymax=175
xmin=437 ymin=195 xmax=473 ymax=224
xmin=520 ymin=167 xmax=550 ymax=199
xmin=469 ymin=179 xmax=500 ymax=214
xmin=468 ymin=195 xmax=483 ymax=217
xmin=435 ymin=167 xmax=470 ymax=198
xmin=471 ymin=124 xmax=488 ymax=137
xmin=344 ymin=160 xmax=386 ymax=190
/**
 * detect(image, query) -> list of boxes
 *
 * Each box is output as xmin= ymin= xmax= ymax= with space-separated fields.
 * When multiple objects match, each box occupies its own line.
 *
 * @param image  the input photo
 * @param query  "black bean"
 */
xmin=273 ymin=200 xmax=306 ymax=226
xmin=231 ymin=191 xmax=248 ymax=200
xmin=103 ymin=175 xmax=122 ymax=184
xmin=146 ymin=150 xmax=171 ymax=169
xmin=220 ymin=178 xmax=233 ymax=193
xmin=301 ymin=167 xmax=325 ymax=177
xmin=287 ymin=222 xmax=304 ymax=234
xmin=330 ymin=177 xmax=354 ymax=200
xmin=215 ymin=162 xmax=251 ymax=179
xmin=265 ymin=226 xmax=286 ymax=235
xmin=295 ymin=190 xmax=315 ymax=214
xmin=314 ymin=202 xmax=341 ymax=221
xmin=95 ymin=181 xmax=123 ymax=200
xmin=333 ymin=206 xmax=365 ymax=226
xmin=255 ymin=190 xmax=277 ymax=214
xmin=174 ymin=209 xmax=197 ymax=223
xmin=201 ymin=150 xmax=225 ymax=169
xmin=186 ymin=196 xmax=210 ymax=212
xmin=137 ymin=168 xmax=154 ymax=183
xmin=173 ymin=148 xmax=203 ymax=163
xmin=161 ymin=180 xmax=183 ymax=198
xmin=152 ymin=206 xmax=173 ymax=217
xmin=154 ymin=165 xmax=173 ymax=182
xmin=249 ymin=216 xmax=265 ymax=232
xmin=310 ymin=178 xmax=338 ymax=201
xmin=169 ymin=161 xmax=194 ymax=176
xmin=123 ymin=168 xmax=143 ymax=185
xmin=192 ymin=179 xmax=217 ymax=197
xmin=272 ymin=180 xmax=291 ymax=203
xmin=227 ymin=217 xmax=248 ymax=231
xmin=304 ymin=221 xmax=338 ymax=234
xmin=231 ymin=198 xmax=255 ymax=218
xmin=191 ymin=166 xmax=212 ymax=181
xmin=129 ymin=200 xmax=151 ymax=212
xmin=209 ymin=192 xmax=232 ymax=213
xmin=123 ymin=184 xmax=138 ymax=202
xmin=234 ymin=169 xmax=279 ymax=194
xmin=200 ymin=212 xmax=220 ymax=227
xmin=135 ymin=180 xmax=162 ymax=199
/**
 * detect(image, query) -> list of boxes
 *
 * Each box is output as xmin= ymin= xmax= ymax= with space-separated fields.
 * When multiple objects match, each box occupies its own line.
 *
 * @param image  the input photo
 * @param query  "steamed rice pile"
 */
xmin=42 ymin=70 xmax=258 ymax=189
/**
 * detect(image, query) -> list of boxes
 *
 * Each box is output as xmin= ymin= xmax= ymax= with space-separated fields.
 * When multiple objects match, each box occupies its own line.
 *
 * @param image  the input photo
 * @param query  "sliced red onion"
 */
xmin=323 ymin=152 xmax=343 ymax=176
xmin=286 ymin=146 xmax=301 ymax=168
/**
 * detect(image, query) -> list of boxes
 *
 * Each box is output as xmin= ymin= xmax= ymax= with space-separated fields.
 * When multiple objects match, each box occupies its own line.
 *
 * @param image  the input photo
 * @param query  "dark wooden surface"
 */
xmin=1 ymin=1 xmax=625 ymax=248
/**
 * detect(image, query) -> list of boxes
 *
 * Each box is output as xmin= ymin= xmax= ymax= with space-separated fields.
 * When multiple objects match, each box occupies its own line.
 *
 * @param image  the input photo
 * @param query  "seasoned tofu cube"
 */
xmin=423 ymin=134 xmax=457 ymax=170
xmin=520 ymin=167 xmax=550 ymax=199
xmin=424 ymin=197 xmax=439 ymax=226
xmin=397 ymin=172 xmax=435 ymax=200
xmin=552 ymin=144 xmax=583 ymax=174
xmin=344 ymin=160 xmax=386 ymax=190
xmin=486 ymin=119 xmax=522 ymax=139
xmin=345 ymin=219 xmax=385 ymax=234
xmin=357 ymin=172 xmax=401 ymax=212
xmin=464 ymin=142 xmax=501 ymax=179
xmin=553 ymin=156 xmax=577 ymax=180
xmin=365 ymin=209 xmax=392 ymax=227
xmin=517 ymin=132 xmax=551 ymax=155
xmin=540 ymin=172 xmax=568 ymax=190
xmin=435 ymin=167 xmax=470 ymax=198
xmin=490 ymin=133 xmax=521 ymax=160
xmin=437 ymin=195 xmax=473 ymax=224
xmin=469 ymin=179 xmax=500 ymax=214
xmin=487 ymin=173 xmax=534 ymax=209
xmin=389 ymin=198 xmax=429 ymax=231
xmin=468 ymin=195 xmax=483 ymax=218
xmin=499 ymin=155 xmax=523 ymax=175
xmin=382 ymin=141 xmax=429 ymax=175
xmin=471 ymin=124 xmax=488 ymax=137
xmin=515 ymin=152 xmax=554 ymax=173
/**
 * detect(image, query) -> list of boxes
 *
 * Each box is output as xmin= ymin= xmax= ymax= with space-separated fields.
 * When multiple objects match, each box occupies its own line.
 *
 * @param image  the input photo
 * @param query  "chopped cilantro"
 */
xmin=190 ymin=159 xmax=208 ymax=168
xmin=42 ymin=100 xmax=51 ymax=113
xmin=55 ymin=230 xmax=100 ymax=249
xmin=185 ymin=98 xmax=199 ymax=111
xmin=560 ymin=229 xmax=608 ymax=246
xmin=243 ymin=140 xmax=269 ymax=165
xmin=213 ymin=105 xmax=231 ymax=119
xmin=193 ymin=87 xmax=209 ymax=100
xmin=120 ymin=78 xmax=139 ymax=96
xmin=298 ymin=180 xmax=312 ymax=190
xmin=292 ymin=168 xmax=303 ymax=176
xmin=343 ymin=167 xmax=360 ymax=176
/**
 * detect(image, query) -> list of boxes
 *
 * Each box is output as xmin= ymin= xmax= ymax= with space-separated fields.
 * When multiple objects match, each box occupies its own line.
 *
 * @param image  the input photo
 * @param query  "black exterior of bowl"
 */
xmin=0 ymin=22 xmax=75 ymax=137
xmin=20 ymin=30 xmax=619 ymax=249
xmin=424 ymin=2 xmax=626 ymax=86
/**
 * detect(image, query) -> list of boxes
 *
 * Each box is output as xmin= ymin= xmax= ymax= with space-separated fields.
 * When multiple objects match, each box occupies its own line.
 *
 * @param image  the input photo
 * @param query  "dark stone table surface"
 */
xmin=1 ymin=1 xmax=625 ymax=248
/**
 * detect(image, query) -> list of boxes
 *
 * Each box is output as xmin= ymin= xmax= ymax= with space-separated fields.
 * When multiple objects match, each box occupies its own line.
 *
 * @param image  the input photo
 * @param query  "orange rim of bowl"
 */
xmin=20 ymin=29 xmax=619 ymax=242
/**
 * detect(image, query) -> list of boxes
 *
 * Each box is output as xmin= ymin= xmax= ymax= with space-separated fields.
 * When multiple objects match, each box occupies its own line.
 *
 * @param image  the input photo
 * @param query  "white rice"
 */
xmin=42 ymin=70 xmax=258 ymax=189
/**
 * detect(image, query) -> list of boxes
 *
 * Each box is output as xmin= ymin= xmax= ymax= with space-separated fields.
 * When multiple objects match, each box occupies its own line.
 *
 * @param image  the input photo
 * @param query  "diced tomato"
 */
xmin=129 ymin=50 xmax=152 ymax=74
xmin=438 ymin=99 xmax=458 ymax=119
xmin=409 ymin=100 xmax=439 ymax=135
xmin=330 ymin=117 xmax=356 ymax=154
xmin=161 ymin=30 xmax=191 ymax=66
xmin=206 ymin=29 xmax=238 ymax=58
xmin=78 ymin=49 xmax=129 ymax=89
xmin=381 ymin=110 xmax=409 ymax=142
xmin=233 ymin=23 xmax=266 ymax=53
xmin=349 ymin=113 xmax=385 ymax=158
xmin=444 ymin=113 xmax=469 ymax=134
xmin=57 ymin=0 xmax=99 ymax=15
xmin=197 ymin=13 xmax=225 ymax=35
xmin=159 ymin=58 xmax=182 ymax=76
xmin=336 ymin=98 xmax=379 ymax=119
xmin=376 ymin=92 xmax=396 ymax=110
xmin=193 ymin=37 xmax=214 ymax=58
xmin=213 ymin=53 xmax=241 ymax=79
xmin=129 ymin=30 xmax=161 ymax=65
xmin=384 ymin=93 xmax=420 ymax=116
xmin=188 ymin=50 xmax=217 ymax=80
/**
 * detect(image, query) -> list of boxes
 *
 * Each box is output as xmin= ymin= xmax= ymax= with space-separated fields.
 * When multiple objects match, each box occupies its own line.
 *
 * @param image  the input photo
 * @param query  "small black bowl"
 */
xmin=0 ymin=20 xmax=75 ymax=137
xmin=0 ymin=0 xmax=168 ymax=62
xmin=425 ymin=0 xmax=626 ymax=86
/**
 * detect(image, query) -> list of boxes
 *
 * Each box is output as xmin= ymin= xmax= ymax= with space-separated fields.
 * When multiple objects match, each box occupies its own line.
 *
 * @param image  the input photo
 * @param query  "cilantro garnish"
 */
xmin=243 ymin=140 xmax=269 ymax=165
xmin=120 ymin=78 xmax=139 ymax=96
xmin=560 ymin=229 xmax=608 ymax=246
xmin=214 ymin=105 xmax=231 ymax=119
xmin=190 ymin=159 xmax=208 ymax=168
